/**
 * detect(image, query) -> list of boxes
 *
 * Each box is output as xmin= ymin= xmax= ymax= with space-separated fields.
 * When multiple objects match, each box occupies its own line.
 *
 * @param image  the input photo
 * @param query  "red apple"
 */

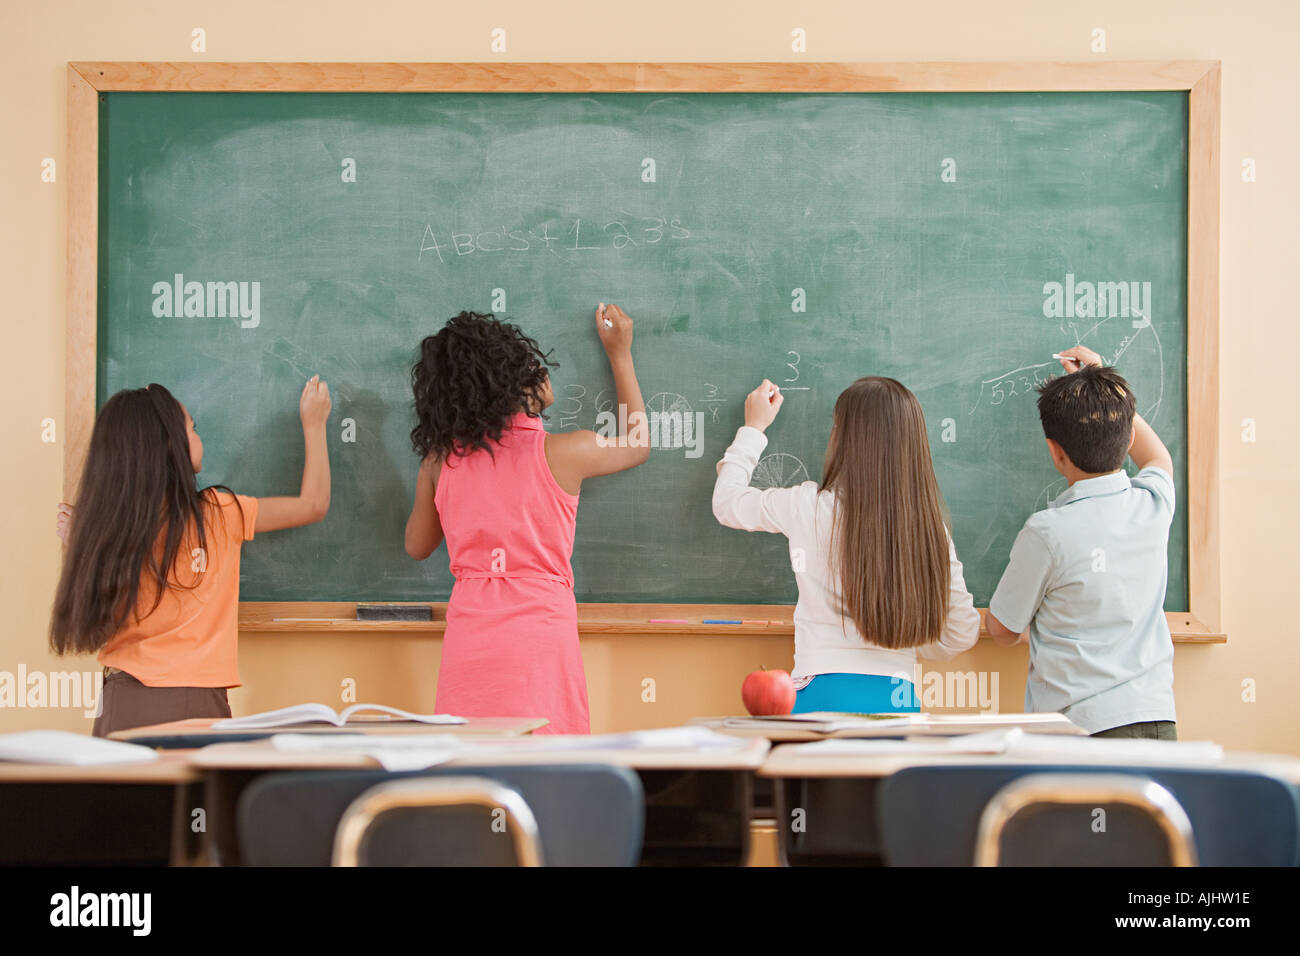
xmin=742 ymin=667 xmax=796 ymax=716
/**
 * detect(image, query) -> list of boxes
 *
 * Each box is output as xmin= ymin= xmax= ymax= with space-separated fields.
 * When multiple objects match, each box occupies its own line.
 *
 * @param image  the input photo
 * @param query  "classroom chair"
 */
xmin=971 ymin=773 xmax=1197 ymax=866
xmin=878 ymin=765 xmax=1300 ymax=867
xmin=333 ymin=776 xmax=545 ymax=866
xmin=236 ymin=764 xmax=644 ymax=866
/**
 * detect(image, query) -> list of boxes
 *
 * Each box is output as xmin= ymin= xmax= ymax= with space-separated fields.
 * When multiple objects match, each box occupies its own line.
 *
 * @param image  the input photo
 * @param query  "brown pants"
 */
xmin=92 ymin=669 xmax=231 ymax=738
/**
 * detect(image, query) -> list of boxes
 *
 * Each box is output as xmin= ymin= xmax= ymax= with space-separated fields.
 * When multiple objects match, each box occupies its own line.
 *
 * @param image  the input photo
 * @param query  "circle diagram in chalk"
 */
xmin=646 ymin=392 xmax=695 ymax=449
xmin=751 ymin=452 xmax=809 ymax=489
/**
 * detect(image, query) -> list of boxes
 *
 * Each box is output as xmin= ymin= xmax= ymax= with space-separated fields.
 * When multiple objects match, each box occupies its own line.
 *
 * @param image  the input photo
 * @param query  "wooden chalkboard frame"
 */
xmin=65 ymin=61 xmax=1222 ymax=642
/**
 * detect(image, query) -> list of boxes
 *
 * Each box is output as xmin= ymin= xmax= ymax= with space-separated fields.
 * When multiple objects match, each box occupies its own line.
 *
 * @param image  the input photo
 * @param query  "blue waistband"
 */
xmin=792 ymin=673 xmax=921 ymax=714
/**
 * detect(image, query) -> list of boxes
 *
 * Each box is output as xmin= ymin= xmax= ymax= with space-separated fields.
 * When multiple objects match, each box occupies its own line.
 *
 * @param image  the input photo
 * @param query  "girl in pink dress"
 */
xmin=405 ymin=305 xmax=649 ymax=734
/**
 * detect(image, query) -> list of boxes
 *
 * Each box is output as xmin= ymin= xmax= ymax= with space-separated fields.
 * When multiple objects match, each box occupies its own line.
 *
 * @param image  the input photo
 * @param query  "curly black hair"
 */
xmin=410 ymin=311 xmax=558 ymax=460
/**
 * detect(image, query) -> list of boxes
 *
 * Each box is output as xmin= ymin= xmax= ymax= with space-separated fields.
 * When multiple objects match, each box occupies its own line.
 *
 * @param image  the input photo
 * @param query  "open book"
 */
xmin=213 ymin=703 xmax=467 ymax=730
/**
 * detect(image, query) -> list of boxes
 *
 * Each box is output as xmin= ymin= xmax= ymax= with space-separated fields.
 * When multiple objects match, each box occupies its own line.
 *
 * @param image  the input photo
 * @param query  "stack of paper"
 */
xmin=0 ymin=730 xmax=159 ymax=766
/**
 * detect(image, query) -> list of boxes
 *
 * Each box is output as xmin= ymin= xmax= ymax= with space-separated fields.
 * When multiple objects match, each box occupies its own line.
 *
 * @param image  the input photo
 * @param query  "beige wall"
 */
xmin=2 ymin=1 xmax=1296 ymax=751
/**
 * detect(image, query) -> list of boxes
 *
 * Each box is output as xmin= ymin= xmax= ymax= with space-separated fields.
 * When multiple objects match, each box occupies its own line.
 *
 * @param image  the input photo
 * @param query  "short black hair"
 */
xmin=1035 ymin=365 xmax=1137 ymax=473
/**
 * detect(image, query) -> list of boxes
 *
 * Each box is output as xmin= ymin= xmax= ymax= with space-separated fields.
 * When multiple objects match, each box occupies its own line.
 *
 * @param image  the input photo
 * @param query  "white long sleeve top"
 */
xmin=712 ymin=425 xmax=981 ymax=681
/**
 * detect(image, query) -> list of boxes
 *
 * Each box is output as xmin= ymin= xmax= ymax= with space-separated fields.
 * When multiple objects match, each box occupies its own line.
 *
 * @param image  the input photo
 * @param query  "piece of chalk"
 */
xmin=1052 ymin=353 xmax=1078 ymax=362
xmin=649 ymin=618 xmax=690 ymax=624
xmin=741 ymin=619 xmax=769 ymax=625
xmin=703 ymin=619 xmax=743 ymax=625
xmin=603 ymin=319 xmax=613 ymax=328
xmin=356 ymin=604 xmax=434 ymax=622
xmin=767 ymin=387 xmax=777 ymax=399
xmin=768 ymin=620 xmax=788 ymax=626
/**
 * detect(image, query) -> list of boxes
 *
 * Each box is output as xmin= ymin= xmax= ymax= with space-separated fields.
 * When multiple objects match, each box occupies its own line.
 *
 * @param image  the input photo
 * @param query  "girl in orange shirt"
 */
xmin=50 ymin=378 xmax=332 ymax=737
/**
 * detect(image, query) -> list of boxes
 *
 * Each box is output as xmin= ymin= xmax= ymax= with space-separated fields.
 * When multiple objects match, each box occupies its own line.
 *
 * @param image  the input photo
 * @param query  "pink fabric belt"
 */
xmin=453 ymin=571 xmax=573 ymax=587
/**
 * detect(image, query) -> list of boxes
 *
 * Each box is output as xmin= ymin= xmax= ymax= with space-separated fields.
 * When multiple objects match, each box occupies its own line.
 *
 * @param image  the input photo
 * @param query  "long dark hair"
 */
xmin=410 ymin=311 xmax=557 ymax=461
xmin=49 ymin=385 xmax=237 ymax=654
xmin=820 ymin=377 xmax=951 ymax=649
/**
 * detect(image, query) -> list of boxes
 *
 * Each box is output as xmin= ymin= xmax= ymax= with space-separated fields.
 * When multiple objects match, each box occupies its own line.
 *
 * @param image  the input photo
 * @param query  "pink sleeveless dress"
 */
xmin=433 ymin=411 xmax=589 ymax=734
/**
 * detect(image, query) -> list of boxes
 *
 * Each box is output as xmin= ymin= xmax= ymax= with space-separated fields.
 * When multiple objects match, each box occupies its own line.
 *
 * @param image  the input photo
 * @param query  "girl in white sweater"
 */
xmin=713 ymin=377 xmax=981 ymax=713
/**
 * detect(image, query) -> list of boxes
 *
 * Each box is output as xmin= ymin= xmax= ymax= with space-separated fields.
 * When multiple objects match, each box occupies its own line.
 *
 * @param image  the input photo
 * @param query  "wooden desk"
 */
xmin=0 ymin=751 xmax=198 ymax=784
xmin=691 ymin=713 xmax=1085 ymax=818
xmin=758 ymin=742 xmax=1300 ymax=866
xmin=0 ymin=752 xmax=201 ymax=865
xmin=190 ymin=735 xmax=769 ymax=867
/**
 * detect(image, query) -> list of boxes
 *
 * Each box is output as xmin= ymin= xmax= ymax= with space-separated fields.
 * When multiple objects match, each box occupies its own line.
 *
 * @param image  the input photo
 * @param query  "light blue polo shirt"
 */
xmin=988 ymin=466 xmax=1177 ymax=734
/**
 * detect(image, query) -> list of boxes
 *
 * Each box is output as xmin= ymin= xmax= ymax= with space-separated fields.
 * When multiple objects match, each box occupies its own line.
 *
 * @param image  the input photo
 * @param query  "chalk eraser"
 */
xmin=356 ymin=604 xmax=434 ymax=622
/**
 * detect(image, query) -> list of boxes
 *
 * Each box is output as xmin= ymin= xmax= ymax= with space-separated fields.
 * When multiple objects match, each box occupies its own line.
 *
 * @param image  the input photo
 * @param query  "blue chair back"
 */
xmin=878 ymin=765 xmax=1300 ymax=866
xmin=237 ymin=763 xmax=644 ymax=866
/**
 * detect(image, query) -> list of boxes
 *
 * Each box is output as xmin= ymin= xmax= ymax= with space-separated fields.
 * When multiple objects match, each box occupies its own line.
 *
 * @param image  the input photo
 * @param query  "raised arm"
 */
xmin=545 ymin=303 xmax=651 ymax=494
xmin=255 ymin=376 xmax=332 ymax=533
xmin=712 ymin=380 xmax=806 ymax=534
xmin=1128 ymin=413 xmax=1173 ymax=474
xmin=405 ymin=454 xmax=445 ymax=560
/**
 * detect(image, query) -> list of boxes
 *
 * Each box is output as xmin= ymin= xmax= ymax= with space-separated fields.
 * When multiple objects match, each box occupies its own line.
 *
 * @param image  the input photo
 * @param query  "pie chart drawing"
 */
xmin=646 ymin=392 xmax=695 ymax=449
xmin=751 ymin=452 xmax=810 ymax=489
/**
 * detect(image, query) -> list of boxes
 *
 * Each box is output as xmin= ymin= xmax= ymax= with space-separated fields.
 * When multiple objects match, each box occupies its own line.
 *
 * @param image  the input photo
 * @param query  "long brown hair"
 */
xmin=821 ymin=377 xmax=950 ymax=649
xmin=49 ymin=385 xmax=236 ymax=655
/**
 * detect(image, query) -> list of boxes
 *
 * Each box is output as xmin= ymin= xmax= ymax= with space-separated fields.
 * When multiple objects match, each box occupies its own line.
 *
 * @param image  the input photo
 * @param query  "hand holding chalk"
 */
xmin=744 ymin=379 xmax=784 ymax=433
xmin=596 ymin=302 xmax=633 ymax=355
xmin=299 ymin=374 xmax=332 ymax=429
xmin=1053 ymin=345 xmax=1103 ymax=372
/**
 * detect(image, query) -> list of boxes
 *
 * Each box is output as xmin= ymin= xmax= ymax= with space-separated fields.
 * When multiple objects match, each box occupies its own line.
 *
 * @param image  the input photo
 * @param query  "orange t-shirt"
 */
xmin=99 ymin=490 xmax=259 ymax=688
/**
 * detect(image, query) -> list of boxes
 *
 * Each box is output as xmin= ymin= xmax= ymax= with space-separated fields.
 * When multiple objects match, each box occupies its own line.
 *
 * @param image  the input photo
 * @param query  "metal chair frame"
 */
xmin=332 ymin=776 xmax=545 ymax=867
xmin=973 ymin=773 xmax=1198 ymax=867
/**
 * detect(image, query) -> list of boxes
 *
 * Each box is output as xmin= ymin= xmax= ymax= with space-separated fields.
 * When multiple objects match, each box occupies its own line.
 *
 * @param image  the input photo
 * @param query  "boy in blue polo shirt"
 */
xmin=986 ymin=345 xmax=1177 ymax=739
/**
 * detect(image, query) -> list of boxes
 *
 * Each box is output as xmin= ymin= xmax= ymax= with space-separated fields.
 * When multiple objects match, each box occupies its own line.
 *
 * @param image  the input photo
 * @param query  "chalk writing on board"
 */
xmin=967 ymin=363 xmax=1055 ymax=415
xmin=1033 ymin=477 xmax=1069 ymax=512
xmin=751 ymin=452 xmax=810 ymax=490
xmin=784 ymin=351 xmax=801 ymax=383
xmin=418 ymin=216 xmax=691 ymax=264
xmin=641 ymin=393 xmax=704 ymax=457
xmin=557 ymin=383 xmax=587 ymax=431
xmin=967 ymin=306 xmax=1166 ymax=420
xmin=698 ymin=383 xmax=727 ymax=424
xmin=557 ymin=388 xmax=704 ymax=458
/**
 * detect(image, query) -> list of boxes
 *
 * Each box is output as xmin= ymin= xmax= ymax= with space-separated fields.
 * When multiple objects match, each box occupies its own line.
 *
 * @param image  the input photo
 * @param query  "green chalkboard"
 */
xmin=96 ymin=91 xmax=1189 ymax=608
